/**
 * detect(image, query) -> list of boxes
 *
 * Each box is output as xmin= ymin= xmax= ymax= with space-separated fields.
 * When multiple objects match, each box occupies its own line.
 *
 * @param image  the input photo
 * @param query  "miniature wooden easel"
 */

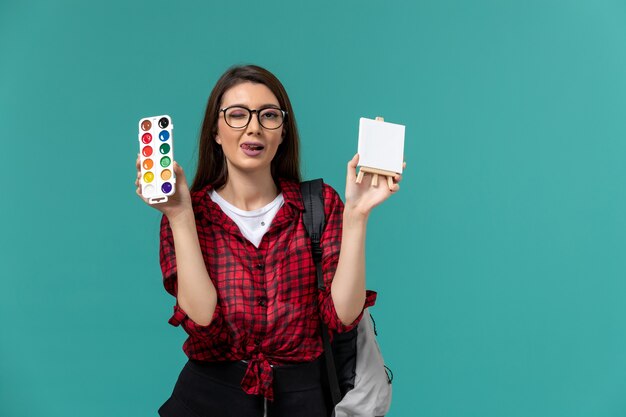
xmin=355 ymin=116 xmax=396 ymax=189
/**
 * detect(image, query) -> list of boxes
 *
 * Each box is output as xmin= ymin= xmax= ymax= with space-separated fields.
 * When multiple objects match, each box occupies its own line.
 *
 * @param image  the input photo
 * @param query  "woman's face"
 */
xmin=216 ymin=82 xmax=284 ymax=178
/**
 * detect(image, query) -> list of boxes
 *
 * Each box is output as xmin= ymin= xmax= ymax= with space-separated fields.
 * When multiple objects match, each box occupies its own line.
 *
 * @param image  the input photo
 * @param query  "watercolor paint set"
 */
xmin=138 ymin=115 xmax=175 ymax=204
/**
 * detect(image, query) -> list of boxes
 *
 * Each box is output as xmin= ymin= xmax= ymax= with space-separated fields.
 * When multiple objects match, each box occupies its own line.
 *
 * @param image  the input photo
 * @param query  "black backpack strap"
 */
xmin=301 ymin=179 xmax=326 ymax=290
xmin=301 ymin=179 xmax=342 ymax=409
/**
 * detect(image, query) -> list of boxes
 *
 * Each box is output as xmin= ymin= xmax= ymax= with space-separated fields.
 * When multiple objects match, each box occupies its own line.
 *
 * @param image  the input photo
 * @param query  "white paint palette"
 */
xmin=138 ymin=115 xmax=176 ymax=204
xmin=357 ymin=117 xmax=405 ymax=174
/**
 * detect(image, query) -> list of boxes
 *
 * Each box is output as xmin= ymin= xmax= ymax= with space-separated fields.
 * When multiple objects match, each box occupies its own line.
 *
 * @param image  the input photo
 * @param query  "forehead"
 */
xmin=221 ymin=82 xmax=280 ymax=107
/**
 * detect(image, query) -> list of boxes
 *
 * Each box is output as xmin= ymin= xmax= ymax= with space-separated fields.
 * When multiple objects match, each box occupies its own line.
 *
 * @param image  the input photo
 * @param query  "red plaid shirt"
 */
xmin=159 ymin=178 xmax=376 ymax=400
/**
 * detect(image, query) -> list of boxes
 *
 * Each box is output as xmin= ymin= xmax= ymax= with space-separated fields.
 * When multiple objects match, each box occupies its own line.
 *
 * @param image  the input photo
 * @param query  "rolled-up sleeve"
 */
xmin=159 ymin=215 xmax=226 ymax=341
xmin=167 ymin=301 xmax=225 ymax=341
xmin=316 ymin=185 xmax=377 ymax=334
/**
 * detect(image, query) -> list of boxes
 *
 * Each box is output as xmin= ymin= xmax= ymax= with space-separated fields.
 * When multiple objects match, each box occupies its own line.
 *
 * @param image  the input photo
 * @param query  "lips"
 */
xmin=241 ymin=142 xmax=265 ymax=151
xmin=240 ymin=142 xmax=265 ymax=157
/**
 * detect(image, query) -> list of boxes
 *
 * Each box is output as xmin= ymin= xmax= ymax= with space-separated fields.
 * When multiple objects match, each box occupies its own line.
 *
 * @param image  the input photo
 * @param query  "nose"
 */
xmin=246 ymin=111 xmax=262 ymax=135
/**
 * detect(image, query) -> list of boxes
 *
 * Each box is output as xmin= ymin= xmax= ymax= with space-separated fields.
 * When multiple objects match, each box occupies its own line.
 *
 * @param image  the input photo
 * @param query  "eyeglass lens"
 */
xmin=223 ymin=107 xmax=284 ymax=129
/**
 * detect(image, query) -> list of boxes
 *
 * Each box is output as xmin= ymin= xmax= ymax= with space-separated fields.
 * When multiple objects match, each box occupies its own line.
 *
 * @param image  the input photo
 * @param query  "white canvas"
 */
xmin=357 ymin=117 xmax=405 ymax=174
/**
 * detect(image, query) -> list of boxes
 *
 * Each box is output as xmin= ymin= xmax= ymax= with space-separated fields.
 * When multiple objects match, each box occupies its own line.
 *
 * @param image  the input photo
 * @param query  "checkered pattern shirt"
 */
xmin=159 ymin=178 xmax=376 ymax=400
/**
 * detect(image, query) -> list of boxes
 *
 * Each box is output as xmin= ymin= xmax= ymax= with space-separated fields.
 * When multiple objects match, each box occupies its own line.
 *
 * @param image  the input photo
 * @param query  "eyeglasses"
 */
xmin=219 ymin=106 xmax=287 ymax=130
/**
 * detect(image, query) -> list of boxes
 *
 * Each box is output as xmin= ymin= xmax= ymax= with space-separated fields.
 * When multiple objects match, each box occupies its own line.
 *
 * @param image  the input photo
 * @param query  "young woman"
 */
xmin=135 ymin=65 xmax=403 ymax=417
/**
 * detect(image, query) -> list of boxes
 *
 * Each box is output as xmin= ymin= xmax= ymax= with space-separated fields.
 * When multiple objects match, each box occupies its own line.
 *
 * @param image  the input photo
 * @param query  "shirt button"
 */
xmin=255 ymin=338 xmax=262 ymax=345
xmin=257 ymin=296 xmax=267 ymax=307
xmin=255 ymin=263 xmax=264 ymax=270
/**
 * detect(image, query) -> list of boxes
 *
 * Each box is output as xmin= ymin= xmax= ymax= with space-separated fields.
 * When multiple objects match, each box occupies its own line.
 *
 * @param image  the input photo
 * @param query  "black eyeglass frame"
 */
xmin=219 ymin=106 xmax=288 ymax=130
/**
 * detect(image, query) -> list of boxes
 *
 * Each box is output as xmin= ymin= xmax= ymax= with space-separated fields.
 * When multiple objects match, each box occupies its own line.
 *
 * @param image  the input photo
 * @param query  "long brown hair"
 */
xmin=190 ymin=65 xmax=301 ymax=192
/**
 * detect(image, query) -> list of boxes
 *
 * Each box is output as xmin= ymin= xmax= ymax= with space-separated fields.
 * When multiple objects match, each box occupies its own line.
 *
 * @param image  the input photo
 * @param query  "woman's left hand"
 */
xmin=344 ymin=153 xmax=405 ymax=218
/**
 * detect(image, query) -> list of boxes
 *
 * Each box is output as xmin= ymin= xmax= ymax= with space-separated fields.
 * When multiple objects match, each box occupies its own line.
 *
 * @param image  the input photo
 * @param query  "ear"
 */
xmin=215 ymin=136 xmax=222 ymax=145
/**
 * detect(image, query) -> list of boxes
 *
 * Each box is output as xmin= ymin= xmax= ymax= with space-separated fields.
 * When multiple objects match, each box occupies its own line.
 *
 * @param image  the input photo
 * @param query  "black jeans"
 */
xmin=158 ymin=358 xmax=328 ymax=417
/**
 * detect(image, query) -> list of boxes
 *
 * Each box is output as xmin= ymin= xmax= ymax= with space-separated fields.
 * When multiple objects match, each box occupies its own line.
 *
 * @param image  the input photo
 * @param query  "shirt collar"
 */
xmin=192 ymin=178 xmax=304 ymax=227
xmin=276 ymin=178 xmax=304 ymax=212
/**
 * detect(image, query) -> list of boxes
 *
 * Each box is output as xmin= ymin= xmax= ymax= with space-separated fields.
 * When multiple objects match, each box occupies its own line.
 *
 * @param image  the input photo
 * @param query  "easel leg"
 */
xmin=387 ymin=175 xmax=393 ymax=189
xmin=372 ymin=174 xmax=379 ymax=187
xmin=356 ymin=170 xmax=365 ymax=184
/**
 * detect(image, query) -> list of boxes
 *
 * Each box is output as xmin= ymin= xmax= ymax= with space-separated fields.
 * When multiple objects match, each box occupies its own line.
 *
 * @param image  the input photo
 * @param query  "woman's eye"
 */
xmin=229 ymin=112 xmax=247 ymax=118
xmin=261 ymin=110 xmax=279 ymax=119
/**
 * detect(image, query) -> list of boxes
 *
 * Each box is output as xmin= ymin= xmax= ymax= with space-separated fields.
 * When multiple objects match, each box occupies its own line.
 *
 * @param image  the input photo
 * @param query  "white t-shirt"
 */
xmin=209 ymin=190 xmax=285 ymax=248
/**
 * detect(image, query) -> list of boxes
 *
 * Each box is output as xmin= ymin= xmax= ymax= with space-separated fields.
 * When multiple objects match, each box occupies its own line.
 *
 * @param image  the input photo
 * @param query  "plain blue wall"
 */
xmin=2 ymin=1 xmax=626 ymax=416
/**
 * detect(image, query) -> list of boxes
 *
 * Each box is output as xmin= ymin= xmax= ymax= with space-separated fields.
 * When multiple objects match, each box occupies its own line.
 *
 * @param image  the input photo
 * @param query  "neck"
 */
xmin=217 ymin=168 xmax=279 ymax=211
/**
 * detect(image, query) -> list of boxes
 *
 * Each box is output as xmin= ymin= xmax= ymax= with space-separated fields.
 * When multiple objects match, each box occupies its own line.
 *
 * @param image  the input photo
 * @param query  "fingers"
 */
xmin=135 ymin=153 xmax=143 ymax=198
xmin=173 ymin=161 xmax=183 ymax=175
xmin=397 ymin=161 xmax=406 ymax=181
xmin=136 ymin=153 xmax=141 ymax=188
xmin=391 ymin=161 xmax=406 ymax=188
xmin=390 ymin=169 xmax=403 ymax=193
xmin=173 ymin=161 xmax=186 ymax=185
xmin=135 ymin=181 xmax=145 ymax=202
xmin=348 ymin=153 xmax=359 ymax=168
xmin=347 ymin=153 xmax=359 ymax=182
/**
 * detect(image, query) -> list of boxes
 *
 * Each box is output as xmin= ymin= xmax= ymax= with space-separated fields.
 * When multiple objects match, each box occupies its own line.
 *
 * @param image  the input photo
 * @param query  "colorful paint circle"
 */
xmin=161 ymin=169 xmax=172 ymax=180
xmin=143 ymin=171 xmax=154 ymax=183
xmin=142 ymin=146 xmax=153 ymax=157
xmin=159 ymin=130 xmax=170 ymax=141
xmin=143 ymin=159 xmax=153 ymax=170
xmin=141 ymin=120 xmax=152 ymax=131
xmin=143 ymin=184 xmax=155 ymax=196
xmin=141 ymin=133 xmax=152 ymax=144
xmin=159 ymin=143 xmax=171 ymax=154
xmin=160 ymin=156 xmax=171 ymax=167
xmin=158 ymin=117 xmax=169 ymax=128
xmin=162 ymin=182 xmax=173 ymax=193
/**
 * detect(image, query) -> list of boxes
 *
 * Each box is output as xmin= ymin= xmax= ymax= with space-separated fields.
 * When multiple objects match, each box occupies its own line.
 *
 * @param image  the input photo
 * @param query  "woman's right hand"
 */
xmin=135 ymin=154 xmax=193 ymax=221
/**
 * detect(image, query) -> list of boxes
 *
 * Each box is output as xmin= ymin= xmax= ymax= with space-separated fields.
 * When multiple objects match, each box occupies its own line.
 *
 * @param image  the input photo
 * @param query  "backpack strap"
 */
xmin=301 ymin=179 xmax=343 ymax=409
xmin=301 ymin=179 xmax=326 ymax=290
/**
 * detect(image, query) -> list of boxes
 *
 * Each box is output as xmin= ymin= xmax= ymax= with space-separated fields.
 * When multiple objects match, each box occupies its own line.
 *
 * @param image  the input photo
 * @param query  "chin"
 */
xmin=229 ymin=161 xmax=272 ymax=176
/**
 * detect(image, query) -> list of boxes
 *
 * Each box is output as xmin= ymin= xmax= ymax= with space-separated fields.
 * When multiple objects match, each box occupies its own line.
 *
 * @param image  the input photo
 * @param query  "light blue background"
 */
xmin=2 ymin=1 xmax=626 ymax=416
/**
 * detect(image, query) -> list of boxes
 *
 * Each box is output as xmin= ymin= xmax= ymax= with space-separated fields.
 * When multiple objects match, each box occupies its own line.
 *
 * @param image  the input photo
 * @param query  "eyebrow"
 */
xmin=223 ymin=103 xmax=281 ymax=109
